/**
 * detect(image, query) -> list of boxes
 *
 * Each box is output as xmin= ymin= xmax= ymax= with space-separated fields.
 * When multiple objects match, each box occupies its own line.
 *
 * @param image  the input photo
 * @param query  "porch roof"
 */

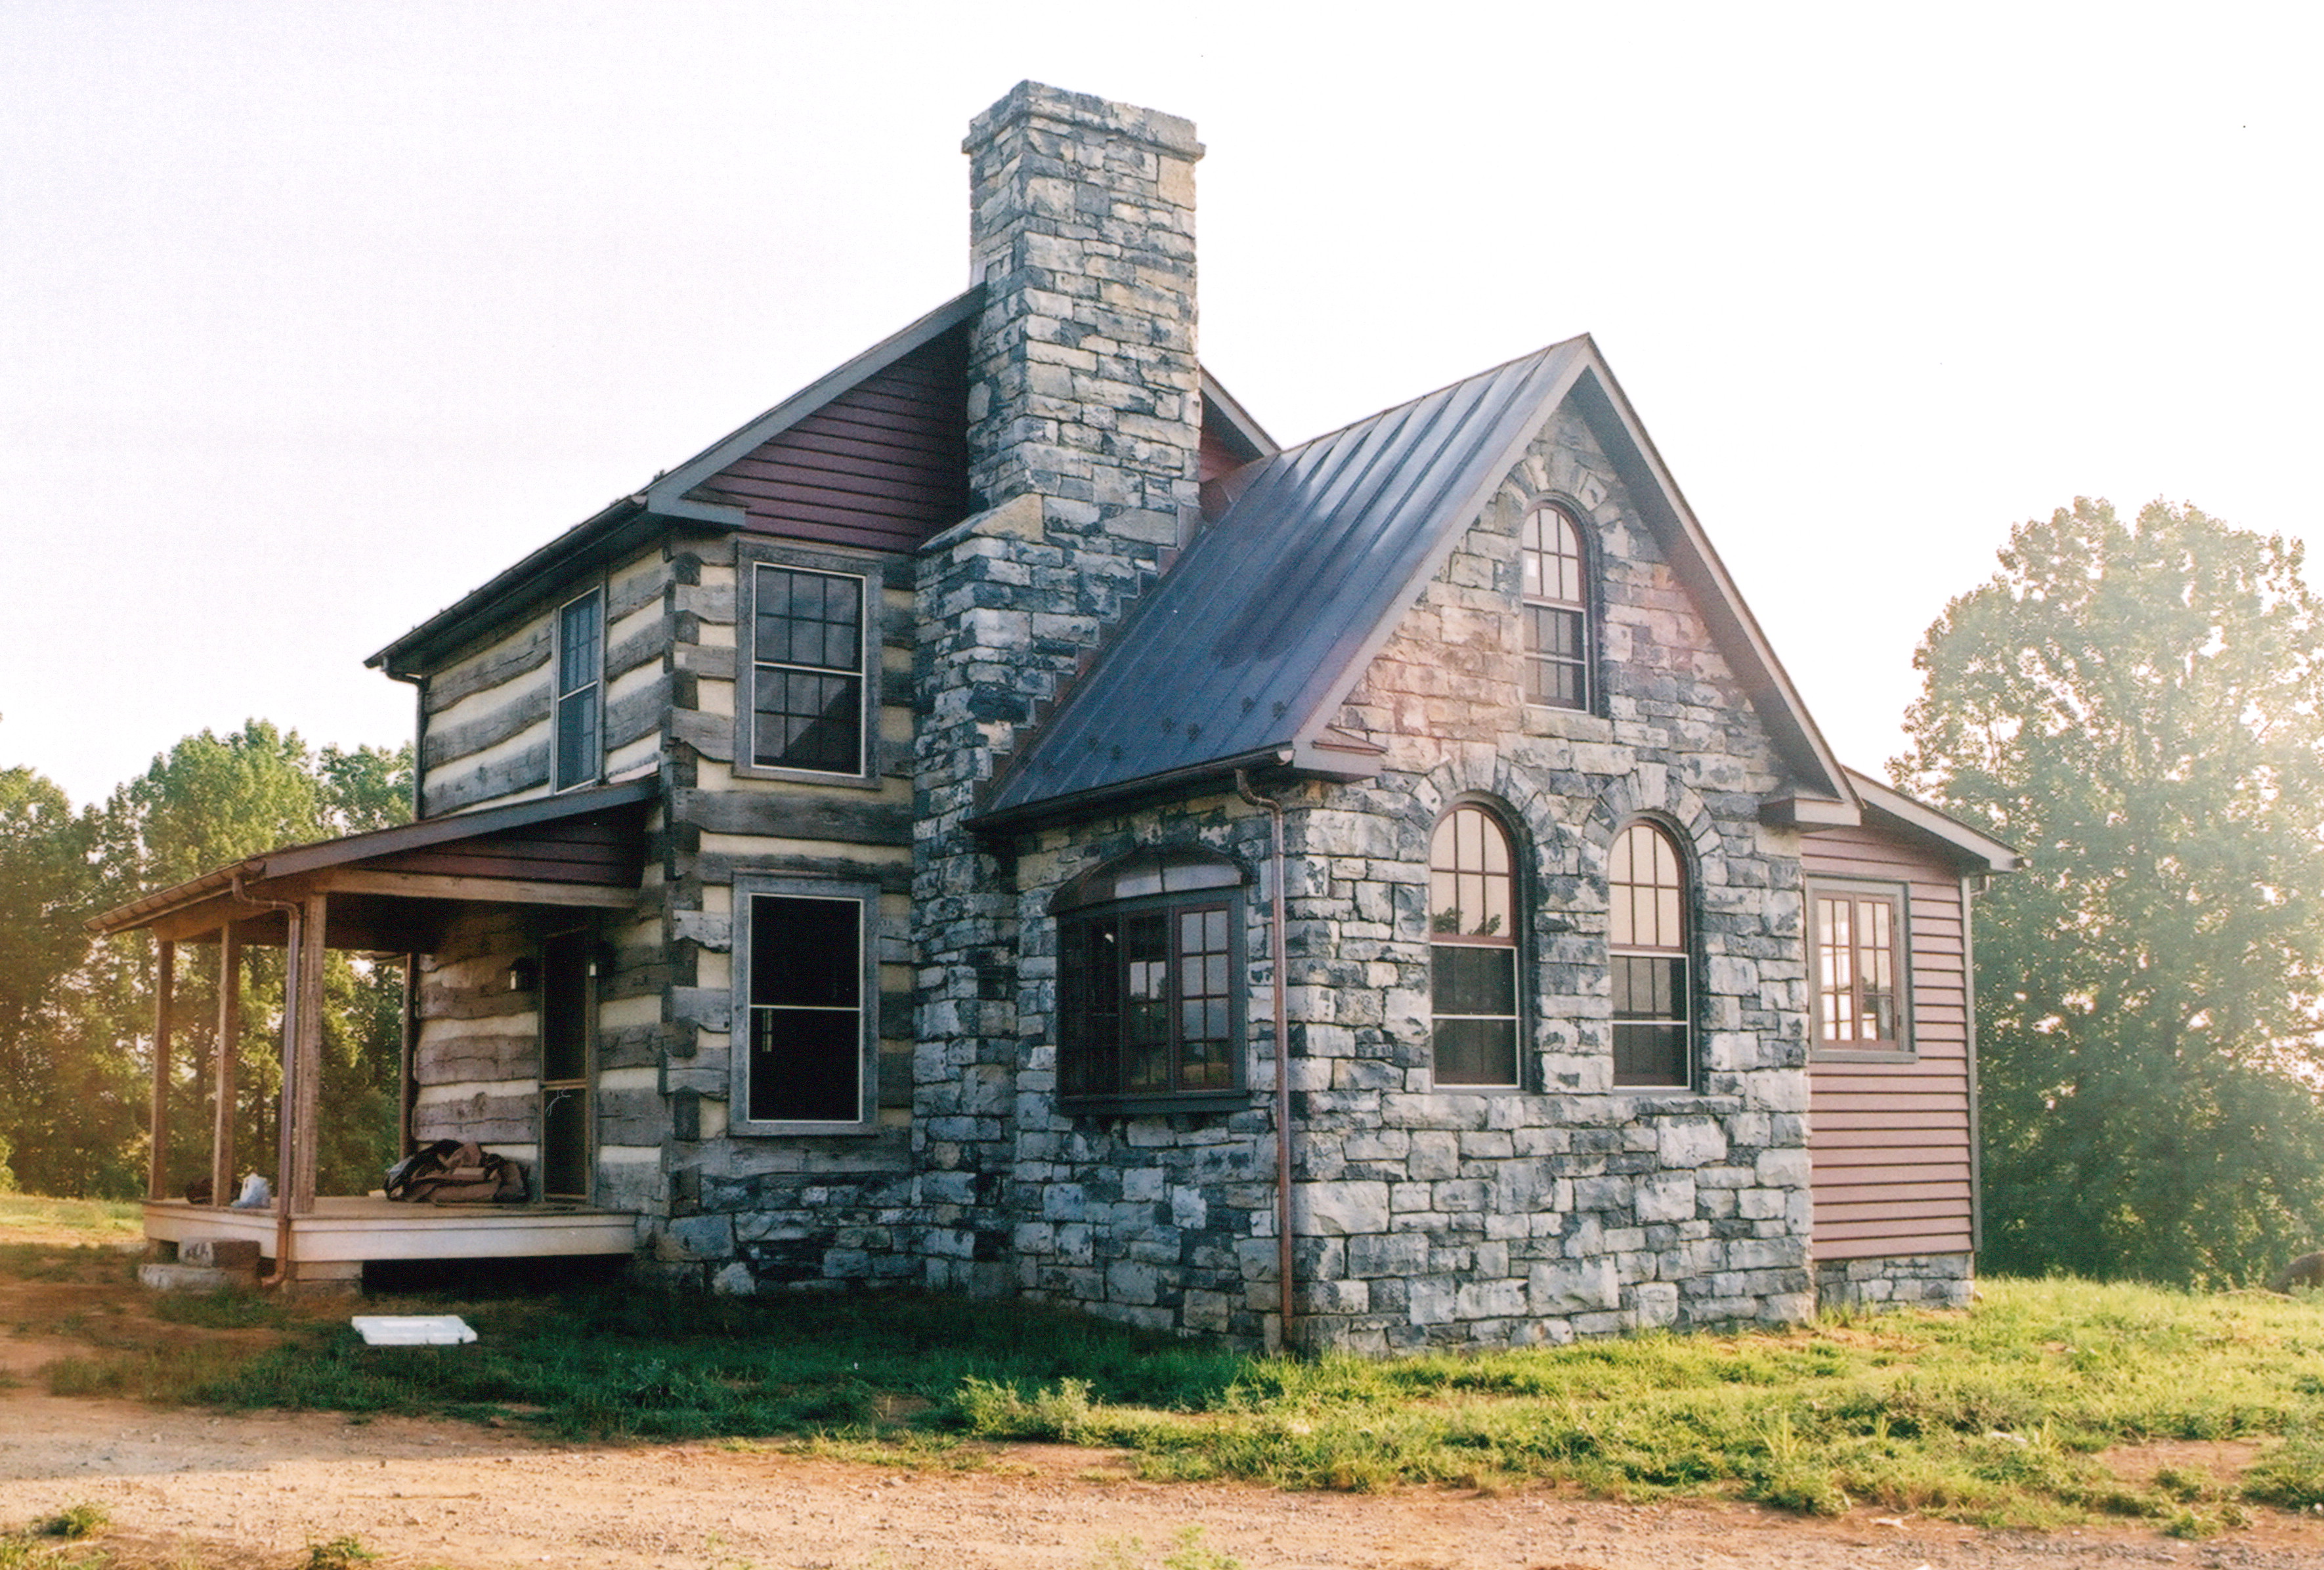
xmin=87 ymin=777 xmax=657 ymax=952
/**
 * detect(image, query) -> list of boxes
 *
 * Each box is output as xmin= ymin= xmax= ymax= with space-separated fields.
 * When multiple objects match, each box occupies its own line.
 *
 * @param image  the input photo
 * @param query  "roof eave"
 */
xmin=1843 ymin=768 xmax=2023 ymax=874
xmin=969 ymin=746 xmax=1304 ymax=836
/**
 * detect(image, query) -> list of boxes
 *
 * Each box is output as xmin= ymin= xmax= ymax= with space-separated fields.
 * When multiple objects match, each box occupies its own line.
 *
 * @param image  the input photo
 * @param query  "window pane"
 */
xmin=754 ymin=668 xmax=863 ymax=773
xmin=749 ymin=1006 xmax=859 ymax=1122
xmin=1432 ymin=944 xmax=1516 ymax=1015
xmin=1613 ymin=1022 xmax=1688 ymax=1086
xmin=1434 ymin=1017 xmax=1517 ymax=1086
xmin=555 ymin=689 xmax=597 ymax=790
xmin=751 ymin=897 xmax=859 ymax=1009
xmin=559 ymin=594 xmax=599 ymax=695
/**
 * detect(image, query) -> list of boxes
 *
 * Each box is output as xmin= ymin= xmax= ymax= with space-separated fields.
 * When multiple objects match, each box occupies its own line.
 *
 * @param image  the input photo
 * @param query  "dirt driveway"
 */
xmin=2 ymin=1247 xmax=2319 ymax=1569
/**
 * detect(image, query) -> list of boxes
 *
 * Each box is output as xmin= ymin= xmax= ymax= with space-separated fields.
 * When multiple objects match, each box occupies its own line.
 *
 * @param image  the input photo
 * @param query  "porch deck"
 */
xmin=146 ymin=1197 xmax=639 ymax=1283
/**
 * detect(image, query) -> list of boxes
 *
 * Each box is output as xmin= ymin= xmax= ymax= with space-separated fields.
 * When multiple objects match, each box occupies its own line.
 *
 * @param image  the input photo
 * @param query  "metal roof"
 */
xmin=978 ymin=334 xmax=1859 ymax=831
xmin=978 ymin=339 xmax=1593 ymax=825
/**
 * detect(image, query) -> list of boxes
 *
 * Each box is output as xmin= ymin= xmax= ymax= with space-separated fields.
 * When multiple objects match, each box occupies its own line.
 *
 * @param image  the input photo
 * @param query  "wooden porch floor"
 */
xmin=145 ymin=1197 xmax=639 ymax=1275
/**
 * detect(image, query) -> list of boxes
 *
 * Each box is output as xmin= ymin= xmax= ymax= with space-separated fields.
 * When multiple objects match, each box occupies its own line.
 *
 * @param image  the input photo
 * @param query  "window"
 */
xmin=553 ymin=589 xmax=601 ymax=791
xmin=1610 ymin=820 xmax=1689 ymax=1087
xmin=1430 ymin=805 xmax=1519 ymax=1087
xmin=730 ymin=877 xmax=880 ymax=1132
xmin=1521 ymin=502 xmax=1590 ymax=711
xmin=1054 ymin=849 xmax=1245 ymax=1108
xmin=748 ymin=562 xmax=867 ymax=776
xmin=1809 ymin=881 xmax=1908 ymax=1054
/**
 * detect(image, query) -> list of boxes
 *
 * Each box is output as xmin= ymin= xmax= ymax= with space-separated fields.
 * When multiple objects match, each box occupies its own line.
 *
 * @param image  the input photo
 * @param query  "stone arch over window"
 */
xmin=1429 ymin=801 xmax=1522 ymax=1088
xmin=1520 ymin=500 xmax=1592 ymax=711
xmin=1052 ymin=846 xmax=1249 ymax=1109
xmin=1608 ymin=818 xmax=1691 ymax=1088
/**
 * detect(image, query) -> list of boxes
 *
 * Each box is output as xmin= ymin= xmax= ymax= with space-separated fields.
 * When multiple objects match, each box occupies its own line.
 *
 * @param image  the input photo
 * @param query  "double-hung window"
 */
xmin=1809 ymin=880 xmax=1910 ymax=1055
xmin=729 ymin=875 xmax=880 ymax=1134
xmin=553 ymin=588 xmax=602 ymax=792
xmin=1429 ymin=804 xmax=1520 ymax=1087
xmin=1610 ymin=820 xmax=1690 ymax=1088
xmin=736 ymin=545 xmax=882 ymax=784
xmin=1054 ymin=849 xmax=1246 ymax=1110
xmin=1521 ymin=502 xmax=1591 ymax=711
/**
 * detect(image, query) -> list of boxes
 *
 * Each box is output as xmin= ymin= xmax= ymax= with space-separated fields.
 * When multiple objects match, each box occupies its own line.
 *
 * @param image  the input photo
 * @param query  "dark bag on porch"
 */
xmin=386 ymin=1139 xmax=528 ymax=1204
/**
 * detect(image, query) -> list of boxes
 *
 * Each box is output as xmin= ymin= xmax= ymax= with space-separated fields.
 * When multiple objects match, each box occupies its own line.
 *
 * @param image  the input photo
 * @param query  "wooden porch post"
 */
xmin=148 ymin=939 xmax=176 ymax=1202
xmin=210 ymin=925 xmax=242 ymax=1208
xmin=290 ymin=893 xmax=326 ymax=1215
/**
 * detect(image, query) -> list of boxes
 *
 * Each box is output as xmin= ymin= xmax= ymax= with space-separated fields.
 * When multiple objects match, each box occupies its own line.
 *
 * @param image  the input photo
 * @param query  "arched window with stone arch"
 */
xmin=1429 ymin=802 xmax=1520 ymax=1087
xmin=1521 ymin=500 xmax=1591 ymax=711
xmin=1609 ymin=819 xmax=1690 ymax=1087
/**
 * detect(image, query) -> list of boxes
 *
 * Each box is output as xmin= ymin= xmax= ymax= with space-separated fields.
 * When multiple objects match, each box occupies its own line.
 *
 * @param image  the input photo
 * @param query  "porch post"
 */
xmin=290 ymin=893 xmax=327 ymax=1214
xmin=272 ymin=904 xmax=301 ymax=1237
xmin=148 ymin=939 xmax=176 ymax=1202
xmin=211 ymin=925 xmax=242 ymax=1208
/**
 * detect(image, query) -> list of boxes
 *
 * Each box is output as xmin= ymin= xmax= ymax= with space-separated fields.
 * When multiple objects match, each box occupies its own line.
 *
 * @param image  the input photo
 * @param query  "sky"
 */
xmin=3 ymin=2 xmax=2318 ymax=809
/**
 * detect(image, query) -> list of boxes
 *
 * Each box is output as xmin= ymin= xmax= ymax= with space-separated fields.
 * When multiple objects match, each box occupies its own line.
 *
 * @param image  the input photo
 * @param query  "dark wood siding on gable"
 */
xmin=687 ymin=328 xmax=971 ymax=553
xmin=1804 ymin=825 xmax=1976 ymax=1262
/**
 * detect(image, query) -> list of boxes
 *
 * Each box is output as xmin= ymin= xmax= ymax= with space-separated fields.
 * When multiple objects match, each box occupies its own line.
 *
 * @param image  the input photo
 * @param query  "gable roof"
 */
xmin=976 ymin=336 xmax=1857 ymax=831
xmin=369 ymin=291 xmax=1275 ymax=679
xmin=1845 ymin=769 xmax=2022 ymax=874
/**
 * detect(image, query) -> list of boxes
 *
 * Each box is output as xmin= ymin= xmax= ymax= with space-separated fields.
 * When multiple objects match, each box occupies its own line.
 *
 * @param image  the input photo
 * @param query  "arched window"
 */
xmin=1609 ymin=821 xmax=1689 ymax=1087
xmin=1430 ymin=804 xmax=1519 ymax=1087
xmin=1521 ymin=502 xmax=1590 ymax=711
xmin=1053 ymin=848 xmax=1247 ymax=1107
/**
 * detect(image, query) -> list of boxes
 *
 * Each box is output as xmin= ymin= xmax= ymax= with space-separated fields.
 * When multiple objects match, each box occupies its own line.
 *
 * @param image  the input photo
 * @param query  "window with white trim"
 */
xmin=553 ymin=588 xmax=602 ymax=792
xmin=729 ymin=876 xmax=880 ymax=1133
xmin=1521 ymin=502 xmax=1591 ymax=711
xmin=1809 ymin=880 xmax=1910 ymax=1055
xmin=1610 ymin=820 xmax=1690 ymax=1088
xmin=1430 ymin=804 xmax=1520 ymax=1088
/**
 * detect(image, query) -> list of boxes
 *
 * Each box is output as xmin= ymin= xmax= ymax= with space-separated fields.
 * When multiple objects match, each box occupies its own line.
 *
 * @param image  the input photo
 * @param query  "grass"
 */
xmin=14 ymin=1234 xmax=2324 ymax=1534
xmin=0 ymin=1196 xmax=140 ymax=1245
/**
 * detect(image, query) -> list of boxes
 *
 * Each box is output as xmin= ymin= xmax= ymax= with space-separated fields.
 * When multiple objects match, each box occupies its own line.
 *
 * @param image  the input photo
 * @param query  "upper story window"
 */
xmin=730 ymin=874 xmax=880 ymax=1134
xmin=1610 ymin=820 xmax=1690 ymax=1088
xmin=1521 ymin=502 xmax=1591 ymax=711
xmin=1054 ymin=848 xmax=1247 ymax=1110
xmin=735 ymin=544 xmax=884 ymax=785
xmin=1430 ymin=804 xmax=1519 ymax=1087
xmin=553 ymin=588 xmax=602 ymax=792
xmin=1810 ymin=880 xmax=1909 ymax=1055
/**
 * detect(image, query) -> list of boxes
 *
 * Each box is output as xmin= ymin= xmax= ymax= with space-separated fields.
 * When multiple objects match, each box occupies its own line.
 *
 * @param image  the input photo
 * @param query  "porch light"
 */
xmin=505 ymin=958 xmax=539 ymax=993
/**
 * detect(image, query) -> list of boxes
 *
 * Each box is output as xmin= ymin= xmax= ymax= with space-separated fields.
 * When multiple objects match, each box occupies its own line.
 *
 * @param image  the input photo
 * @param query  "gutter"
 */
xmin=973 ymin=746 xmax=1297 ymax=837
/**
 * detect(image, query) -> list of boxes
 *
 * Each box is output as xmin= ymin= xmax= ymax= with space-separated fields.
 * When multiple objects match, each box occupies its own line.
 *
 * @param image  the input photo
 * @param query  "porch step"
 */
xmin=139 ymin=1262 xmax=238 ymax=1293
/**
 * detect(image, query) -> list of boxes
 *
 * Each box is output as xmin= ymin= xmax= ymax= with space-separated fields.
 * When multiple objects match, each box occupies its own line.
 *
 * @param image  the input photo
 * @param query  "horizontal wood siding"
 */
xmin=688 ymin=329 xmax=971 ymax=553
xmin=1805 ymin=824 xmax=1975 ymax=1262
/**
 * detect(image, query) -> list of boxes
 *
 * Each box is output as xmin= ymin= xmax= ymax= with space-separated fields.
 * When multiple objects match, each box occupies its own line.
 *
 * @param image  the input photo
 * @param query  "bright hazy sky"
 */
xmin=4 ymin=3 xmax=2317 ymax=809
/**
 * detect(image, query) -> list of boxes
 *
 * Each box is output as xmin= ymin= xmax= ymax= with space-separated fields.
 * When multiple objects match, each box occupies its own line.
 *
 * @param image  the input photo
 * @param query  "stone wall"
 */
xmin=1815 ymin=1252 xmax=1975 ymax=1311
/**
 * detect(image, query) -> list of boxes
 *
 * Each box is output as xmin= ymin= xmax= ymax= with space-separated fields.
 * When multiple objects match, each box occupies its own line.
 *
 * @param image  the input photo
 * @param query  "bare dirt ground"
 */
xmin=3 ymin=1244 xmax=2320 ymax=1570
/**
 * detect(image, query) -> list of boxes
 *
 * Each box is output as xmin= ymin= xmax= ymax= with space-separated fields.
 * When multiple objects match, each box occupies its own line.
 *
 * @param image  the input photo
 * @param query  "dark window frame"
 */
xmin=732 ymin=541 xmax=886 ymax=789
xmin=1807 ymin=876 xmax=1915 ymax=1060
xmin=728 ymin=874 xmax=882 ymax=1136
xmin=1053 ymin=849 xmax=1249 ymax=1115
xmin=1428 ymin=801 xmax=1525 ymax=1090
xmin=553 ymin=585 xmax=604 ymax=793
xmin=1609 ymin=818 xmax=1693 ymax=1090
xmin=1520 ymin=500 xmax=1595 ymax=713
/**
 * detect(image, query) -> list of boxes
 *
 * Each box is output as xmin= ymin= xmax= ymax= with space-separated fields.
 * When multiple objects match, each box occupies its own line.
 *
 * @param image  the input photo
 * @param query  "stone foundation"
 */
xmin=1814 ymin=1252 xmax=1975 ymax=1311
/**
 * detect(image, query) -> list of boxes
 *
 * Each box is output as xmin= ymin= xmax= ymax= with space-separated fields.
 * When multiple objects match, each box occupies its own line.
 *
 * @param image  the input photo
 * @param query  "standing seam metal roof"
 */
xmin=978 ymin=339 xmax=1592 ymax=822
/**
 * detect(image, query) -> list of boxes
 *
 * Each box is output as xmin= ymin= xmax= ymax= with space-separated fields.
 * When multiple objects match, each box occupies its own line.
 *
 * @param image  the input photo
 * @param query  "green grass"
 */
xmin=0 ymin=1195 xmax=140 ymax=1244
xmin=172 ymin=1274 xmax=2324 ymax=1529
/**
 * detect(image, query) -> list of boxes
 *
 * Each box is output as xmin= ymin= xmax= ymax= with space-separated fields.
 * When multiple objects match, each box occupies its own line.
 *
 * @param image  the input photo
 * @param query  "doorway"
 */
xmin=538 ymin=926 xmax=593 ymax=1201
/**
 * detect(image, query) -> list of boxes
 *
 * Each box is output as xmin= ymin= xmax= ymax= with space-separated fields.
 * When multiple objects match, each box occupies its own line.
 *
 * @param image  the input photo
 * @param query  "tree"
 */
xmin=0 ymin=723 xmax=412 ymax=1199
xmin=0 ymin=766 xmax=97 ymax=1191
xmin=1897 ymin=498 xmax=2324 ymax=1286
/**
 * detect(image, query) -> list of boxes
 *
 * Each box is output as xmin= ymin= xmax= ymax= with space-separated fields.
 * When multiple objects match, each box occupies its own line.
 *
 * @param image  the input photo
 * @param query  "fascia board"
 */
xmin=1846 ymin=768 xmax=2023 ymax=873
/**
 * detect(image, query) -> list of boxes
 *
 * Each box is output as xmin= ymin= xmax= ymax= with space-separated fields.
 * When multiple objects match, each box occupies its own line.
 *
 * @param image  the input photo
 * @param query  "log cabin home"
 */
xmin=91 ymin=83 xmax=2016 ymax=1348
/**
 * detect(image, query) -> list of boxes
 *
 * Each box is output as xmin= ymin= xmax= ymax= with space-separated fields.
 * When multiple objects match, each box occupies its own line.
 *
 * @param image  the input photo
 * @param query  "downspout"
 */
xmin=235 ymin=874 xmax=305 ymax=1288
xmin=384 ymin=669 xmax=427 ymax=820
xmin=1961 ymin=873 xmax=1987 ymax=1261
xmin=1236 ymin=770 xmax=1296 ymax=1353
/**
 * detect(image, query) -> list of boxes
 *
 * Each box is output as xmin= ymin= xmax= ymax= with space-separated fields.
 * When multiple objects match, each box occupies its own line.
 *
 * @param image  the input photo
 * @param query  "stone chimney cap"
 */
xmin=962 ymin=80 xmax=1203 ymax=161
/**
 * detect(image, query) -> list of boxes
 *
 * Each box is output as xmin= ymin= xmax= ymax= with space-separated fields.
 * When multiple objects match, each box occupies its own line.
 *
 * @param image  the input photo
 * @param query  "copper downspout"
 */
xmin=1235 ymin=770 xmax=1296 ymax=1353
xmin=234 ymin=874 xmax=305 ymax=1288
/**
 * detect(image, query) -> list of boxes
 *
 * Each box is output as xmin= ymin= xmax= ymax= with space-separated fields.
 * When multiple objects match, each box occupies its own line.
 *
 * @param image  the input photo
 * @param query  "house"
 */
xmin=93 ymin=82 xmax=2016 ymax=1350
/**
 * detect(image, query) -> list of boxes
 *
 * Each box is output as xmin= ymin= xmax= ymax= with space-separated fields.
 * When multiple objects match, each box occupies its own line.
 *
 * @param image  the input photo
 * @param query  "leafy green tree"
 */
xmin=1897 ymin=498 xmax=2324 ymax=1286
xmin=0 ymin=765 xmax=98 ymax=1192
xmin=0 ymin=723 xmax=412 ymax=1199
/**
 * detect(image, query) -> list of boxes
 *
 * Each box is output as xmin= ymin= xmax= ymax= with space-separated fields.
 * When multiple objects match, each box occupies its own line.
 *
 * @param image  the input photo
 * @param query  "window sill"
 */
xmin=1812 ymin=1048 xmax=1918 ymax=1065
xmin=1520 ymin=705 xmax=1613 ymax=743
xmin=726 ymin=761 xmax=886 ymax=792
xmin=1059 ymin=1092 xmax=1250 ymax=1119
xmin=729 ymin=1118 xmax=882 ymax=1139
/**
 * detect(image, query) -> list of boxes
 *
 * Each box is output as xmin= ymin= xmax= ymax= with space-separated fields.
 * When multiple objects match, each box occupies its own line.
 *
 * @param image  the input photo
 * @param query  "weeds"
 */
xmin=302 ymin=1535 xmax=378 ymax=1569
xmin=41 ymin=1502 xmax=108 ymax=1539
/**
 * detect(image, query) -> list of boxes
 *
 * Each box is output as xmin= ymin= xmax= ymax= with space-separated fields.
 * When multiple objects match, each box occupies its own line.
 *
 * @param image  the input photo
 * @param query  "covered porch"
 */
xmin=89 ymin=779 xmax=658 ymax=1287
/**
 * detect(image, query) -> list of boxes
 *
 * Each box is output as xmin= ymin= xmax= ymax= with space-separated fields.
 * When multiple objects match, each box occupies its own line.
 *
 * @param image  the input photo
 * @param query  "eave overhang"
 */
xmin=87 ymin=778 xmax=658 ymax=948
xmin=1838 ymin=768 xmax=2023 ymax=874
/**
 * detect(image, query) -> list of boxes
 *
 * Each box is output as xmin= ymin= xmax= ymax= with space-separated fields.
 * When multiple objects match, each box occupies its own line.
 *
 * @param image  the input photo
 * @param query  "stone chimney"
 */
xmin=962 ymin=81 xmax=1204 ymax=552
xmin=911 ymin=83 xmax=1206 ymax=1298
